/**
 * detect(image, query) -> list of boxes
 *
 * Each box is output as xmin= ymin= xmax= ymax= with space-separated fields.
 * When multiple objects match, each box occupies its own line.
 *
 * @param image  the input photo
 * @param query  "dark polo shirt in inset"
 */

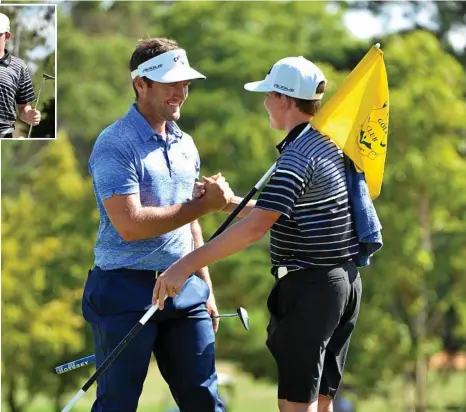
xmin=0 ymin=49 xmax=35 ymax=133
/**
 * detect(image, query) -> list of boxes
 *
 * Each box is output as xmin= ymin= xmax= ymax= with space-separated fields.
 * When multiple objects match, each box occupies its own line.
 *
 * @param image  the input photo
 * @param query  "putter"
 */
xmin=27 ymin=73 xmax=55 ymax=139
xmin=55 ymin=307 xmax=249 ymax=375
xmin=212 ymin=306 xmax=249 ymax=331
xmin=62 ymin=163 xmax=275 ymax=411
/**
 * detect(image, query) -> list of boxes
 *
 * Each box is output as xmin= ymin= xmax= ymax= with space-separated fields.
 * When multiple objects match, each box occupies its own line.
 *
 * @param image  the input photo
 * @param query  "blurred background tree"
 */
xmin=1 ymin=1 xmax=465 ymax=412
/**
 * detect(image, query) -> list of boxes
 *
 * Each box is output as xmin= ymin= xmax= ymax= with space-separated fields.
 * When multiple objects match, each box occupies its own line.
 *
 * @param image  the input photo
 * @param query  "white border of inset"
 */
xmin=0 ymin=2 xmax=57 ymax=140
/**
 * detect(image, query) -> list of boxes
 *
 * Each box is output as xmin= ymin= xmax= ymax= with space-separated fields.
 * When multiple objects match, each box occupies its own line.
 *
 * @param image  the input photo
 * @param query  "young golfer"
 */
xmin=0 ymin=13 xmax=40 ymax=138
xmin=153 ymin=56 xmax=362 ymax=412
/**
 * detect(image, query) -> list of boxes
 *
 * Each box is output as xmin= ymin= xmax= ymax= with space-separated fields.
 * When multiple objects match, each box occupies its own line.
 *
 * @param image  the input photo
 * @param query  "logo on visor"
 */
xmin=173 ymin=55 xmax=187 ymax=65
xmin=143 ymin=64 xmax=163 ymax=73
xmin=274 ymin=84 xmax=295 ymax=92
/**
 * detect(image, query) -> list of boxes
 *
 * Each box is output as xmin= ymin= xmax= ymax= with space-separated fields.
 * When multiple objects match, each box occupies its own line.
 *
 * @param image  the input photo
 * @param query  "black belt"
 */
xmin=271 ymin=260 xmax=354 ymax=280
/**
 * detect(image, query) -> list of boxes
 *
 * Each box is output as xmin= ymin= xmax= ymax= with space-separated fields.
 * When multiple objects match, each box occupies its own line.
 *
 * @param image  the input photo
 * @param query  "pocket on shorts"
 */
xmin=82 ymin=268 xmax=102 ymax=322
xmin=267 ymin=280 xmax=290 ymax=319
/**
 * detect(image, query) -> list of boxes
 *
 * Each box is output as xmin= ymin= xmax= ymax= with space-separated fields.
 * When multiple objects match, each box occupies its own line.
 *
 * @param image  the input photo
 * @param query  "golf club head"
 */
xmin=236 ymin=307 xmax=249 ymax=331
xmin=43 ymin=73 xmax=55 ymax=80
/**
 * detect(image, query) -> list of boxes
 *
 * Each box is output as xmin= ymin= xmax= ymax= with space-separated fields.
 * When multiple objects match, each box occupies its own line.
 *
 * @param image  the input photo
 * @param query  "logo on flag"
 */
xmin=357 ymin=102 xmax=388 ymax=161
xmin=311 ymin=44 xmax=389 ymax=199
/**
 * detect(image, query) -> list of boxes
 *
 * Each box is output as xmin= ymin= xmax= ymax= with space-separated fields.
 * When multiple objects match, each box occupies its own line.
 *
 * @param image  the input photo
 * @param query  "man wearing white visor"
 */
xmin=153 ymin=56 xmax=362 ymax=412
xmin=0 ymin=13 xmax=41 ymax=138
xmin=85 ymin=38 xmax=232 ymax=412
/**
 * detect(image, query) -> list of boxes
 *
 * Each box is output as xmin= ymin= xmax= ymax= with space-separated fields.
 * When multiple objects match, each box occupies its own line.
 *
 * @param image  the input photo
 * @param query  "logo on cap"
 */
xmin=174 ymin=55 xmax=187 ymax=65
xmin=274 ymin=84 xmax=295 ymax=92
xmin=143 ymin=64 xmax=163 ymax=73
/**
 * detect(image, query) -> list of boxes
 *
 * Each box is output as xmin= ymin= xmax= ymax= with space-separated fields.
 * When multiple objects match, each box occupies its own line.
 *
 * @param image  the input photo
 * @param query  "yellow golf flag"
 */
xmin=312 ymin=44 xmax=389 ymax=200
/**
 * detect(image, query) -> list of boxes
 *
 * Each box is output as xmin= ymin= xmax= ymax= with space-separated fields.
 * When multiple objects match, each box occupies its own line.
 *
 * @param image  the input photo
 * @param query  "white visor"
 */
xmin=131 ymin=49 xmax=206 ymax=83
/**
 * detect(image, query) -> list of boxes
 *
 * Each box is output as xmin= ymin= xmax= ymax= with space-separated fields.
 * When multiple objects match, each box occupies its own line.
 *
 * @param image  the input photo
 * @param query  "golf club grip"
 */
xmin=81 ymin=321 xmax=144 ymax=392
xmin=55 ymin=355 xmax=96 ymax=374
xmin=209 ymin=187 xmax=258 ymax=240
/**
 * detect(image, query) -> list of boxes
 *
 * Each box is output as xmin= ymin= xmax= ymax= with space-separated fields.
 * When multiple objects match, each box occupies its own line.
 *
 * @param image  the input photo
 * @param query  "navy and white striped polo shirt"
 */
xmin=256 ymin=122 xmax=359 ymax=270
xmin=0 ymin=50 xmax=35 ymax=132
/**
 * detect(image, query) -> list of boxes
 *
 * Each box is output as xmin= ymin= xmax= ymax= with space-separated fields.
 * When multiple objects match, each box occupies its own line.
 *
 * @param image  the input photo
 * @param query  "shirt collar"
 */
xmin=126 ymin=103 xmax=183 ymax=142
xmin=276 ymin=122 xmax=309 ymax=153
xmin=0 ymin=49 xmax=11 ymax=67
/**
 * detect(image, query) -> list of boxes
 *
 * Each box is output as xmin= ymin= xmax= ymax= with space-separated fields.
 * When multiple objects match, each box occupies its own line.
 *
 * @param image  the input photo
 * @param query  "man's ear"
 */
xmin=5 ymin=32 xmax=11 ymax=40
xmin=133 ymin=77 xmax=146 ymax=96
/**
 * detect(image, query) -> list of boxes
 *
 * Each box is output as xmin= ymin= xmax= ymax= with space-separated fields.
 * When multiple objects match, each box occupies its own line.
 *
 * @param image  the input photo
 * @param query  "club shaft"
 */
xmin=83 ymin=322 xmax=142 ymax=392
xmin=212 ymin=314 xmax=237 ymax=318
xmin=27 ymin=74 xmax=55 ymax=139
xmin=209 ymin=162 xmax=276 ymax=240
xmin=61 ymin=304 xmax=158 ymax=411
xmin=27 ymin=79 xmax=46 ymax=138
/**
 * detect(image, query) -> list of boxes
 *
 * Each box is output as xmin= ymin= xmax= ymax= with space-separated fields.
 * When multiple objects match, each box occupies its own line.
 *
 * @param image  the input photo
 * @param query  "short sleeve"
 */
xmin=16 ymin=65 xmax=35 ymax=104
xmin=89 ymin=136 xmax=140 ymax=201
xmin=256 ymin=149 xmax=312 ymax=218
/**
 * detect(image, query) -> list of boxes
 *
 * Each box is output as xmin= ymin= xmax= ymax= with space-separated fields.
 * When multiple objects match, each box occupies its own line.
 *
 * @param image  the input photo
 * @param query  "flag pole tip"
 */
xmin=375 ymin=43 xmax=381 ymax=49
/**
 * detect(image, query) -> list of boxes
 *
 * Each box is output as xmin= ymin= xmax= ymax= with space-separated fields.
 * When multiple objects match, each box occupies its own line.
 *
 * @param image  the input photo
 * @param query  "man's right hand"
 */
xmin=200 ymin=173 xmax=234 ymax=212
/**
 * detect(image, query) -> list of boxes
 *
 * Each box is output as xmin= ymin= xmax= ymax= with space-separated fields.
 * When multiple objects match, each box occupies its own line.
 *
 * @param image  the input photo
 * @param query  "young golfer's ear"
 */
xmin=282 ymin=94 xmax=294 ymax=110
xmin=5 ymin=33 xmax=11 ymax=40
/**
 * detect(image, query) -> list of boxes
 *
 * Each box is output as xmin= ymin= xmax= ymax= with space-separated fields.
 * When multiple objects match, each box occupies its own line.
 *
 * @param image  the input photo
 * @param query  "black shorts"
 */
xmin=266 ymin=260 xmax=362 ymax=403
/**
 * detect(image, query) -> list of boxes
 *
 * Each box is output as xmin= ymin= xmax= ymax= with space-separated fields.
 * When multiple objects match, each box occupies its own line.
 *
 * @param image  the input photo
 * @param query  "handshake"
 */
xmin=192 ymin=173 xmax=234 ymax=212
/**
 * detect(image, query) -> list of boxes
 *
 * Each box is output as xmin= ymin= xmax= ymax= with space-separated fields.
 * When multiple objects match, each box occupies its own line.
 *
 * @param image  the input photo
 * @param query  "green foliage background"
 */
xmin=2 ymin=2 xmax=466 ymax=411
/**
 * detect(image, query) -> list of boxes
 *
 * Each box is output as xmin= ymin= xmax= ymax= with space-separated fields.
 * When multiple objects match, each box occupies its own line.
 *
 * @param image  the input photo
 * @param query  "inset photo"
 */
xmin=0 ymin=3 xmax=56 ymax=139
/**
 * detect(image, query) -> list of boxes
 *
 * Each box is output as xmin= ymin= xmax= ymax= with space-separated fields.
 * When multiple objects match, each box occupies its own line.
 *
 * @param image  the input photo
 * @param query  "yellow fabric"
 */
xmin=311 ymin=45 xmax=389 ymax=200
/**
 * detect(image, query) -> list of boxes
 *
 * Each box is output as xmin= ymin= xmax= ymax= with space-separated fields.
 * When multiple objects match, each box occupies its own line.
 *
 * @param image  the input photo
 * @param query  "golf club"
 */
xmin=61 ymin=163 xmax=275 ymax=411
xmin=61 ymin=302 xmax=161 ymax=412
xmin=212 ymin=307 xmax=249 ymax=331
xmin=27 ymin=73 xmax=55 ymax=139
xmin=55 ymin=307 xmax=249 ymax=375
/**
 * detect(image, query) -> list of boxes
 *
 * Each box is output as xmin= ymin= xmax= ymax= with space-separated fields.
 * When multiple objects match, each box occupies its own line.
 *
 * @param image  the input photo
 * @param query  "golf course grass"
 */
xmin=3 ymin=361 xmax=465 ymax=411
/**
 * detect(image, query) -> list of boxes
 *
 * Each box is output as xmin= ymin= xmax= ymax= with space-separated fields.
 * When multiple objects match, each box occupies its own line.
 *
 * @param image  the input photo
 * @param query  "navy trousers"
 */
xmin=82 ymin=266 xmax=225 ymax=412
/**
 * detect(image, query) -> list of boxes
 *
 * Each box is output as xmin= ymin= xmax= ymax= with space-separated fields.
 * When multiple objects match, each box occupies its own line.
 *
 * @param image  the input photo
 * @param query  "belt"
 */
xmin=95 ymin=266 xmax=164 ymax=278
xmin=273 ymin=266 xmax=295 ymax=279
xmin=273 ymin=260 xmax=355 ymax=280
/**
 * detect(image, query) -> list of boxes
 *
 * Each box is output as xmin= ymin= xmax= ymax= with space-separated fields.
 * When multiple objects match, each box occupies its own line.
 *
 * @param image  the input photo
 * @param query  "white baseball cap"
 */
xmin=131 ymin=49 xmax=206 ymax=83
xmin=244 ymin=56 xmax=327 ymax=100
xmin=0 ymin=13 xmax=10 ymax=33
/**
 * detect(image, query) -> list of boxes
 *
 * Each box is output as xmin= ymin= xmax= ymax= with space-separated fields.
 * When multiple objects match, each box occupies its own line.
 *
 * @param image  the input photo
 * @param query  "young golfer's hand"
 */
xmin=152 ymin=264 xmax=190 ymax=310
xmin=25 ymin=109 xmax=41 ymax=126
xmin=192 ymin=181 xmax=205 ymax=199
